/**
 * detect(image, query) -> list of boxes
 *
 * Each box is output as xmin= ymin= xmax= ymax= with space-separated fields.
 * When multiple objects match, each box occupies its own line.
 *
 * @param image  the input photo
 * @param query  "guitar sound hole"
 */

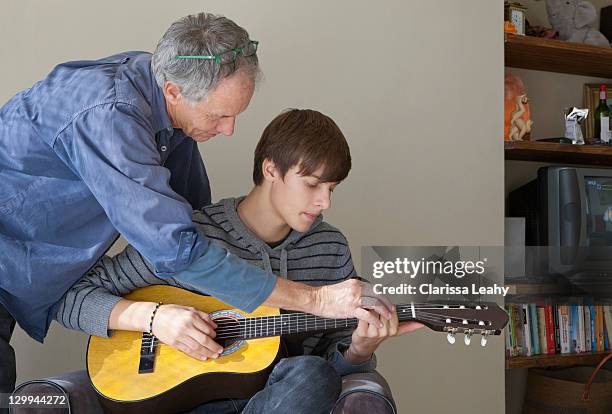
xmin=212 ymin=316 xmax=242 ymax=350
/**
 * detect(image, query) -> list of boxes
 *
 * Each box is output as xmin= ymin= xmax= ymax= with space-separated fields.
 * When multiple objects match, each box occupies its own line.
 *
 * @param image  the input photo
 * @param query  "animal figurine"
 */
xmin=546 ymin=0 xmax=610 ymax=47
xmin=505 ymin=74 xmax=533 ymax=141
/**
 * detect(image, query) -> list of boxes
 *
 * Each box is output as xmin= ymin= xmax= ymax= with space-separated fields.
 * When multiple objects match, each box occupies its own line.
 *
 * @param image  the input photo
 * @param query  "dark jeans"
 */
xmin=0 ymin=304 xmax=16 ymax=414
xmin=188 ymin=355 xmax=341 ymax=414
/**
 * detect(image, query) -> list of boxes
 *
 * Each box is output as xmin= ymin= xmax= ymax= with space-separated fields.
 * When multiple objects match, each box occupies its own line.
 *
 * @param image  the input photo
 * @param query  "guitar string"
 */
xmin=141 ymin=310 xmax=487 ymax=344
xmin=210 ymin=311 xmax=485 ymax=340
xmin=140 ymin=310 xmax=471 ymax=342
xmin=142 ymin=313 xmax=449 ymax=346
xmin=207 ymin=304 xmax=491 ymax=329
xmin=206 ymin=307 xmax=487 ymax=331
xmin=140 ymin=310 xmax=487 ymax=344
xmin=139 ymin=304 xmax=492 ymax=341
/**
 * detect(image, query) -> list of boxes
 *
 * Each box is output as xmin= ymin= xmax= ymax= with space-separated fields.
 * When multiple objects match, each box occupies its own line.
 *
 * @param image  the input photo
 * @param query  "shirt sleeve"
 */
xmin=55 ymin=102 xmax=277 ymax=311
xmin=325 ymin=333 xmax=378 ymax=377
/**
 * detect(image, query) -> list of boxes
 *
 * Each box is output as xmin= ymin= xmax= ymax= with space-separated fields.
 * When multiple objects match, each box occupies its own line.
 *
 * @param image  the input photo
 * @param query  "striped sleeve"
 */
xmin=55 ymin=244 xmax=175 ymax=337
xmin=296 ymin=232 xmax=376 ymax=376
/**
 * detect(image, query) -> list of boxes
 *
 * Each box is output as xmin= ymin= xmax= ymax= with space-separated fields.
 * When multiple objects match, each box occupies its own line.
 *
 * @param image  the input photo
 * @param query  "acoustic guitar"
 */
xmin=87 ymin=285 xmax=509 ymax=413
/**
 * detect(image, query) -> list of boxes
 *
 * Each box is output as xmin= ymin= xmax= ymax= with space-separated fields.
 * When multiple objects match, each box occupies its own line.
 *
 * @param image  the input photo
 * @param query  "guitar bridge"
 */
xmin=138 ymin=333 xmax=158 ymax=374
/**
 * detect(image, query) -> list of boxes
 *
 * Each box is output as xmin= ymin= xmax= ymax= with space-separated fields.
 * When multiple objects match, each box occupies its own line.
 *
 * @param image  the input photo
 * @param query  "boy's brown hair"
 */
xmin=253 ymin=109 xmax=351 ymax=185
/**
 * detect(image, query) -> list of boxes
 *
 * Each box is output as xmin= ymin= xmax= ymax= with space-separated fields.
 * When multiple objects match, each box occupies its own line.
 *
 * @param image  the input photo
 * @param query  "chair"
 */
xmin=10 ymin=370 xmax=396 ymax=413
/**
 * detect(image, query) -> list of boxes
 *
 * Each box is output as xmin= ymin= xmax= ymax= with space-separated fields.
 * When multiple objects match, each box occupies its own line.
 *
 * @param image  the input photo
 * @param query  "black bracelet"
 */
xmin=148 ymin=302 xmax=163 ymax=336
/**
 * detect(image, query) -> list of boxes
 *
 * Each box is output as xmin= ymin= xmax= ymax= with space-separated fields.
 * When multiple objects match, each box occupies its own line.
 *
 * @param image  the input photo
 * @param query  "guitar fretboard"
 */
xmin=216 ymin=304 xmax=421 ymax=340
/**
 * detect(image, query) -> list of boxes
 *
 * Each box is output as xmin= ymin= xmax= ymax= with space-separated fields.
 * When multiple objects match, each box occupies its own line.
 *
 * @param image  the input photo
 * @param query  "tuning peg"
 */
xmin=481 ymin=333 xmax=488 ymax=347
xmin=447 ymin=332 xmax=456 ymax=344
xmin=464 ymin=332 xmax=472 ymax=346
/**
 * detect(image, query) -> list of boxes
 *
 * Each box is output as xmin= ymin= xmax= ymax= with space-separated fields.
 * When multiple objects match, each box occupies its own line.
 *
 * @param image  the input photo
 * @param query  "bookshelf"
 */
xmin=503 ymin=301 xmax=611 ymax=370
xmin=504 ymin=35 xmax=612 ymax=371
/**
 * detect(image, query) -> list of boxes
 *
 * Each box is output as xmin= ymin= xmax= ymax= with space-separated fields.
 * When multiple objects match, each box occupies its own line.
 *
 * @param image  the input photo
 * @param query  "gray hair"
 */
xmin=151 ymin=13 xmax=260 ymax=103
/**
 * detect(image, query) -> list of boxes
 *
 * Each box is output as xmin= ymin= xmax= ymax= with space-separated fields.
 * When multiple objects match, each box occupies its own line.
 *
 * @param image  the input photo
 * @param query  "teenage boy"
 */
xmin=55 ymin=109 xmax=422 ymax=413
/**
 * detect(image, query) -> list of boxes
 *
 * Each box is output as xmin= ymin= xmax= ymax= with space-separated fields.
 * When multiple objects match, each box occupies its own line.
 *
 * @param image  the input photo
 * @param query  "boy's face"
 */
xmin=270 ymin=164 xmax=338 ymax=233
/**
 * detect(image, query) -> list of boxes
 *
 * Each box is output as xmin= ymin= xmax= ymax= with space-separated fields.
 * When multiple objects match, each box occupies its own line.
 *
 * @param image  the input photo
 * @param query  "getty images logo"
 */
xmin=372 ymin=257 xmax=487 ymax=279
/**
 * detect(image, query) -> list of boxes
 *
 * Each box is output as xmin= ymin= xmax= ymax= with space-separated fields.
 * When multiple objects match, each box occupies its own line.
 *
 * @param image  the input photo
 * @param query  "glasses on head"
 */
xmin=176 ymin=40 xmax=259 ymax=64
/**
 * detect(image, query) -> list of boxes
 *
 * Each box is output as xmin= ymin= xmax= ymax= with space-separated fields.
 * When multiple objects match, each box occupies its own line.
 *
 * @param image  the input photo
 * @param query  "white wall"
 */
xmin=2 ymin=1 xmax=504 ymax=413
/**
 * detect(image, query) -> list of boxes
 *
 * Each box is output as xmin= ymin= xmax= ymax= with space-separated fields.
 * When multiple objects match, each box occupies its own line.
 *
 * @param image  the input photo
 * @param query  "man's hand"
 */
xmin=152 ymin=304 xmax=224 ymax=361
xmin=343 ymin=307 xmax=425 ymax=364
xmin=262 ymin=277 xmax=394 ymax=326
xmin=314 ymin=279 xmax=395 ymax=327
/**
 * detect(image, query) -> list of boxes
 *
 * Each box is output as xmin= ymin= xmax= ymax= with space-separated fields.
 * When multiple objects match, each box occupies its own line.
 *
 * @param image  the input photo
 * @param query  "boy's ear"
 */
xmin=261 ymin=159 xmax=278 ymax=182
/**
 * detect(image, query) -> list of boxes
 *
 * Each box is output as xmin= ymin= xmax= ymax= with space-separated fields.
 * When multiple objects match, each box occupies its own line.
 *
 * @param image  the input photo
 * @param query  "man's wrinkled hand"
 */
xmin=314 ymin=278 xmax=394 ymax=327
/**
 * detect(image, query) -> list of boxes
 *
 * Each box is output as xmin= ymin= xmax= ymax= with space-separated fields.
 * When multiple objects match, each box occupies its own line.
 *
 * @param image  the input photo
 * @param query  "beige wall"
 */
xmin=2 ymin=1 xmax=504 ymax=413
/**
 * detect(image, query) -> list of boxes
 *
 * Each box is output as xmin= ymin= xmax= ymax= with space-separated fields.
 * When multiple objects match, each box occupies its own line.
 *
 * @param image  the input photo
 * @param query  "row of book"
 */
xmin=505 ymin=303 xmax=612 ymax=357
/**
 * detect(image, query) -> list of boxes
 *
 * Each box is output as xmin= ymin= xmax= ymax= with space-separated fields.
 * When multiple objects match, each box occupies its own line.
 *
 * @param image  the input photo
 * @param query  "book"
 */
xmin=529 ymin=304 xmax=540 ymax=355
xmin=595 ymin=305 xmax=605 ymax=351
xmin=545 ymin=305 xmax=556 ymax=354
xmin=553 ymin=304 xmax=561 ymax=354
xmin=569 ymin=305 xmax=578 ymax=353
xmin=537 ymin=306 xmax=547 ymax=355
xmin=584 ymin=305 xmax=592 ymax=352
xmin=513 ymin=304 xmax=525 ymax=356
xmin=604 ymin=306 xmax=611 ymax=351
xmin=522 ymin=304 xmax=532 ymax=356
xmin=576 ymin=305 xmax=585 ymax=353
xmin=558 ymin=305 xmax=570 ymax=354
xmin=591 ymin=304 xmax=597 ymax=351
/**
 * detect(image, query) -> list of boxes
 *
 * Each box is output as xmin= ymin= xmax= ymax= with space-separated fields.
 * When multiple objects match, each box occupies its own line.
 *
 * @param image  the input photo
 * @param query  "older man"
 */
xmin=0 ymin=12 xmax=389 ymax=398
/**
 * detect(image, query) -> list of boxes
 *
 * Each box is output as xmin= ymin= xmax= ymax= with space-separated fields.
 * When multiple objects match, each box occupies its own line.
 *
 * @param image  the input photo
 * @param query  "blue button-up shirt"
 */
xmin=0 ymin=52 xmax=276 ymax=342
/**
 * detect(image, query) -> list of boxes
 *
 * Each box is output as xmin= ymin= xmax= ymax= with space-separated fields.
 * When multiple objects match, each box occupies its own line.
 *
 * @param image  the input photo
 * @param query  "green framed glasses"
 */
xmin=176 ymin=40 xmax=259 ymax=64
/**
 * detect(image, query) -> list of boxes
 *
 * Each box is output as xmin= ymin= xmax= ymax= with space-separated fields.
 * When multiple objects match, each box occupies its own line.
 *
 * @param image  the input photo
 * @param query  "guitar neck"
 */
xmin=216 ymin=304 xmax=419 ymax=341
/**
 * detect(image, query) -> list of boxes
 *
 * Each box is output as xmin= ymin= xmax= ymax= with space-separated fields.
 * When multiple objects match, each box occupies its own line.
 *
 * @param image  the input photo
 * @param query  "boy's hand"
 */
xmin=343 ymin=307 xmax=425 ymax=364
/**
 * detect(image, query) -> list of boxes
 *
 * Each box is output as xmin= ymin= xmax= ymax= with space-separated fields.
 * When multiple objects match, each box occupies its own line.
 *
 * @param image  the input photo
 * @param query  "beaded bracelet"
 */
xmin=148 ymin=302 xmax=163 ymax=336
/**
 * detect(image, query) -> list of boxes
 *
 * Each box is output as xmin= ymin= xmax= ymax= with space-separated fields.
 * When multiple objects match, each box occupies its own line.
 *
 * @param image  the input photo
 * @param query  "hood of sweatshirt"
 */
xmin=205 ymin=196 xmax=323 ymax=279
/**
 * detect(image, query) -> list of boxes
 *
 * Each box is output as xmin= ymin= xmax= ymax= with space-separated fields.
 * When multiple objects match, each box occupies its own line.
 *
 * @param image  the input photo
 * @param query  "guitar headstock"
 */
xmin=412 ymin=302 xmax=509 ymax=346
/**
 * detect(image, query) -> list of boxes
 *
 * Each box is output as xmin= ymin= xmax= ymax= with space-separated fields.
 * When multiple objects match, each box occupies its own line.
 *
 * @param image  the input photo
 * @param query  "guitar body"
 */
xmin=87 ymin=285 xmax=281 ymax=413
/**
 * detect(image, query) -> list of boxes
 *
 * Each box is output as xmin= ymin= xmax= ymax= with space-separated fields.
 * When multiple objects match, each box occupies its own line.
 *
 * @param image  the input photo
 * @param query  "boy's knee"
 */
xmin=284 ymin=356 xmax=342 ymax=396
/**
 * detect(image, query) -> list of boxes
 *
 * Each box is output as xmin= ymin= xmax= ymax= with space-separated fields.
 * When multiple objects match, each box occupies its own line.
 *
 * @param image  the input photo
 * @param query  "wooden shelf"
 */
xmin=505 ymin=141 xmax=612 ymax=166
xmin=505 ymin=33 xmax=612 ymax=78
xmin=505 ymin=281 xmax=568 ymax=296
xmin=506 ymin=351 xmax=610 ymax=369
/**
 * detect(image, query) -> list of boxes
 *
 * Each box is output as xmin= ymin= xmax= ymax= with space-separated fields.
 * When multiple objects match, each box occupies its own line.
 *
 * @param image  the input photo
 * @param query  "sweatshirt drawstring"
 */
xmin=261 ymin=249 xmax=273 ymax=275
xmin=260 ymin=248 xmax=288 ymax=278
xmin=280 ymin=248 xmax=288 ymax=279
